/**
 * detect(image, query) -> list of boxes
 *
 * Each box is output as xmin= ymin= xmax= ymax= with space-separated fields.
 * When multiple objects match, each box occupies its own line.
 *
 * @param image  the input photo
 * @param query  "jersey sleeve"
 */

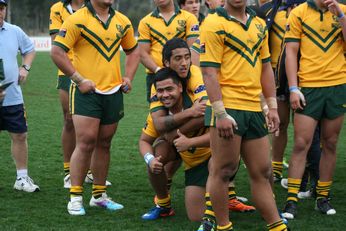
xmin=185 ymin=14 xmax=200 ymax=39
xmin=190 ymin=37 xmax=200 ymax=54
xmin=53 ymin=17 xmax=81 ymax=52
xmin=199 ymin=17 xmax=224 ymax=68
xmin=17 ymin=26 xmax=35 ymax=55
xmin=261 ymin=26 xmax=271 ymax=63
xmin=138 ymin=18 xmax=151 ymax=44
xmin=49 ymin=4 xmax=62 ymax=35
xmin=120 ymin=18 xmax=138 ymax=52
xmin=142 ymin=113 xmax=159 ymax=138
xmin=284 ymin=8 xmax=302 ymax=42
xmin=189 ymin=67 xmax=208 ymax=101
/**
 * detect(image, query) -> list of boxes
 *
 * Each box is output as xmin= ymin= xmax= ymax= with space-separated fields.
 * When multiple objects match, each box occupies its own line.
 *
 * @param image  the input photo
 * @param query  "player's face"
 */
xmin=226 ymin=0 xmax=246 ymax=9
xmin=156 ymin=78 xmax=182 ymax=109
xmin=154 ymin=0 xmax=173 ymax=8
xmin=0 ymin=5 xmax=6 ymax=26
xmin=181 ymin=0 xmax=200 ymax=17
xmin=165 ymin=48 xmax=191 ymax=78
xmin=92 ymin=0 xmax=114 ymax=7
xmin=206 ymin=0 xmax=225 ymax=9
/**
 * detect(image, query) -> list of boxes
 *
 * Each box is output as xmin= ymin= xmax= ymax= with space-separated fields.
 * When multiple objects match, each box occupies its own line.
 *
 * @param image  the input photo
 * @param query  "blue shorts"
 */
xmin=0 ymin=104 xmax=27 ymax=133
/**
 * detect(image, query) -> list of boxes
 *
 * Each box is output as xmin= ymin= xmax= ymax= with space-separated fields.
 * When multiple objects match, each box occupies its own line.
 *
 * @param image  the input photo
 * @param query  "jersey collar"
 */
xmin=86 ymin=1 xmax=115 ymax=30
xmin=151 ymin=3 xmax=181 ymax=18
xmin=215 ymin=6 xmax=256 ymax=30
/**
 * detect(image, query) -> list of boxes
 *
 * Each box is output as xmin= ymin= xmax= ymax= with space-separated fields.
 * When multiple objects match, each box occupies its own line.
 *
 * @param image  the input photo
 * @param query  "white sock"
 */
xmin=17 ymin=169 xmax=28 ymax=179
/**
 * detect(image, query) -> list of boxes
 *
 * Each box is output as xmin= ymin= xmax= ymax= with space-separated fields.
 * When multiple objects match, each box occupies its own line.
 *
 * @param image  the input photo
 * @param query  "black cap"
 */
xmin=0 ymin=0 xmax=7 ymax=6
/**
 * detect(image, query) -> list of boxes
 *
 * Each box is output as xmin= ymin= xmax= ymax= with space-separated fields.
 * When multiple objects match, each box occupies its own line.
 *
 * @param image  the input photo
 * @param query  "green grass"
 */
xmin=0 ymin=52 xmax=345 ymax=231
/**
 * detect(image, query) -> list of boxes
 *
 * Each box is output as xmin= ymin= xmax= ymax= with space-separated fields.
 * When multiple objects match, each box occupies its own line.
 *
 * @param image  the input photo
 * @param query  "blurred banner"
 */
xmin=30 ymin=37 xmax=51 ymax=52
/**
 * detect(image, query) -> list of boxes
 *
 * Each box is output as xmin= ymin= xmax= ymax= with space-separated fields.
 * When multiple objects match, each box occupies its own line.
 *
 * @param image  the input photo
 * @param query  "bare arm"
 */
xmin=285 ymin=42 xmax=299 ymax=89
xmin=138 ymin=132 xmax=156 ymax=158
xmin=121 ymin=46 xmax=140 ymax=93
xmin=202 ymin=67 xmax=222 ymax=102
xmin=324 ymin=0 xmax=346 ymax=42
xmin=51 ymin=45 xmax=75 ymax=76
xmin=151 ymin=98 xmax=206 ymax=134
xmin=18 ymin=50 xmax=36 ymax=84
xmin=191 ymin=49 xmax=200 ymax=67
xmin=138 ymin=132 xmax=163 ymax=174
xmin=139 ymin=43 xmax=160 ymax=73
xmin=186 ymin=37 xmax=197 ymax=47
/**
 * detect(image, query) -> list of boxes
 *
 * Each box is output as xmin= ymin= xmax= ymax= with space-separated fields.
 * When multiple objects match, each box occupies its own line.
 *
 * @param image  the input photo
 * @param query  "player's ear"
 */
xmin=164 ymin=59 xmax=170 ymax=68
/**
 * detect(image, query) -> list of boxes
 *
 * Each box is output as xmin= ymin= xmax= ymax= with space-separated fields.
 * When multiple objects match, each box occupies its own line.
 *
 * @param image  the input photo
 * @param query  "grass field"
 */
xmin=0 ymin=52 xmax=345 ymax=231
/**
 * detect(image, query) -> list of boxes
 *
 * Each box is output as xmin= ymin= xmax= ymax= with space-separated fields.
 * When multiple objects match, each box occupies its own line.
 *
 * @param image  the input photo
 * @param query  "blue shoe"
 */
xmin=142 ymin=206 xmax=175 ymax=220
xmin=89 ymin=193 xmax=123 ymax=211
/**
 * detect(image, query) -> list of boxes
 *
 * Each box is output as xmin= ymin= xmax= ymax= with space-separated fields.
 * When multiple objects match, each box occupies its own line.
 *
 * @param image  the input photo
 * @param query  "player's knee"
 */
xmin=216 ymin=164 xmax=238 ymax=182
xmin=322 ymin=136 xmax=338 ymax=153
xmin=11 ymin=133 xmax=27 ymax=143
xmin=294 ymin=136 xmax=311 ymax=153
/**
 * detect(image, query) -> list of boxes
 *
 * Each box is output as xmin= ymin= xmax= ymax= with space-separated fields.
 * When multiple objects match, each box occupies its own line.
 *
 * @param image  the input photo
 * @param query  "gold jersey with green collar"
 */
xmin=270 ymin=10 xmax=287 ymax=68
xmin=285 ymin=1 xmax=346 ymax=87
xmin=200 ymin=7 xmax=271 ymax=111
xmin=149 ymin=65 xmax=208 ymax=112
xmin=142 ymin=112 xmax=211 ymax=170
xmin=50 ymin=0 xmax=75 ymax=76
xmin=53 ymin=2 xmax=137 ymax=92
xmin=138 ymin=5 xmax=199 ymax=73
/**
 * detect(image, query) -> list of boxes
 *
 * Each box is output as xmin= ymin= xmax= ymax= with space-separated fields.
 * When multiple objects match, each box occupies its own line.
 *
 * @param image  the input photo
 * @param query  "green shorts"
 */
xmin=204 ymin=106 xmax=268 ymax=140
xmin=297 ymin=84 xmax=346 ymax=120
xmin=56 ymin=75 xmax=71 ymax=92
xmin=69 ymin=84 xmax=124 ymax=125
xmin=185 ymin=159 xmax=209 ymax=187
xmin=146 ymin=73 xmax=155 ymax=103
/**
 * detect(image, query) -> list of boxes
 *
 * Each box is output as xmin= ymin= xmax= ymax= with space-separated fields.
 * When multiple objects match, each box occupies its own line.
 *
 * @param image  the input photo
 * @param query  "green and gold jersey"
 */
xmin=142 ymin=112 xmax=211 ymax=170
xmin=138 ymin=5 xmax=199 ymax=73
xmin=50 ymin=0 xmax=75 ymax=76
xmin=270 ymin=10 xmax=287 ymax=68
xmin=53 ymin=1 xmax=137 ymax=92
xmin=200 ymin=7 xmax=270 ymax=111
xmin=285 ymin=1 xmax=346 ymax=87
xmin=149 ymin=65 xmax=208 ymax=112
xmin=142 ymin=113 xmax=159 ymax=138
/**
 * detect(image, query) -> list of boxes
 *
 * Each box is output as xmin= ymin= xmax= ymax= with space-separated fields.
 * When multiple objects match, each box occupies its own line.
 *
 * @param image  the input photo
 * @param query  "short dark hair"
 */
xmin=162 ymin=38 xmax=190 ymax=65
xmin=153 ymin=68 xmax=181 ymax=89
xmin=177 ymin=0 xmax=201 ymax=7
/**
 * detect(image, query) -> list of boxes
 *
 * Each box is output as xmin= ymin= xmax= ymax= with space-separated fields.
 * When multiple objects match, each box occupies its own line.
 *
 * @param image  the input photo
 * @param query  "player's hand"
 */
xmin=149 ymin=156 xmax=163 ymax=174
xmin=78 ymin=79 xmax=96 ymax=94
xmin=190 ymin=98 xmax=206 ymax=117
xmin=324 ymin=0 xmax=343 ymax=16
xmin=216 ymin=114 xmax=238 ymax=139
xmin=266 ymin=108 xmax=280 ymax=136
xmin=18 ymin=67 xmax=29 ymax=85
xmin=173 ymin=129 xmax=191 ymax=152
xmin=290 ymin=88 xmax=306 ymax=110
xmin=121 ymin=77 xmax=132 ymax=94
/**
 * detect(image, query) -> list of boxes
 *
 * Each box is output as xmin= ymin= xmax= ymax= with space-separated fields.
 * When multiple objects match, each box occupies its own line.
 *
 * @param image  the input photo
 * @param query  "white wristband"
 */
xmin=144 ymin=152 xmax=155 ymax=166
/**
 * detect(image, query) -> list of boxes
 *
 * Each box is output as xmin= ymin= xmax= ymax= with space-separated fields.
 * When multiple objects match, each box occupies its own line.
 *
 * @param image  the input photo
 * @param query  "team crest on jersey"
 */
xmin=255 ymin=24 xmax=265 ymax=40
xmin=331 ymin=15 xmax=341 ymax=29
xmin=176 ymin=20 xmax=186 ymax=32
xmin=194 ymin=85 xmax=206 ymax=94
xmin=58 ymin=29 xmax=67 ymax=38
xmin=116 ymin=24 xmax=124 ymax=37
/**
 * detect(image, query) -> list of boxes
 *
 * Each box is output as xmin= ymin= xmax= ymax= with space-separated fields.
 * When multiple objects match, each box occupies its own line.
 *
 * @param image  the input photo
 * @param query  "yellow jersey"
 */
xmin=49 ymin=0 xmax=75 ymax=76
xmin=53 ymin=2 xmax=137 ymax=91
xmin=142 ymin=112 xmax=211 ymax=170
xmin=200 ymin=7 xmax=271 ymax=111
xmin=138 ymin=5 xmax=199 ymax=73
xmin=270 ymin=10 xmax=287 ymax=68
xmin=285 ymin=1 xmax=346 ymax=87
